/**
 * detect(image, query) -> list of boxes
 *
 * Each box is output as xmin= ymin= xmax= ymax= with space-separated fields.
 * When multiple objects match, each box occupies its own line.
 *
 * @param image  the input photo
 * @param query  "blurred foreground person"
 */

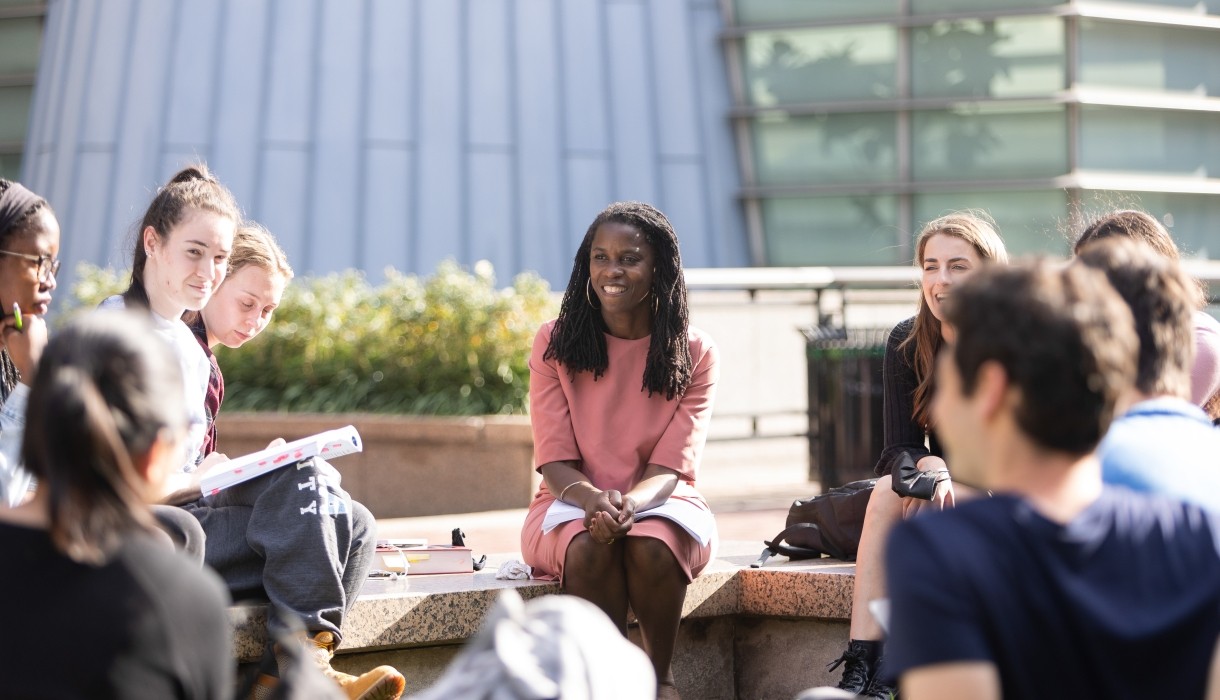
xmin=0 ymin=312 xmax=233 ymax=699
xmin=884 ymin=261 xmax=1220 ymax=699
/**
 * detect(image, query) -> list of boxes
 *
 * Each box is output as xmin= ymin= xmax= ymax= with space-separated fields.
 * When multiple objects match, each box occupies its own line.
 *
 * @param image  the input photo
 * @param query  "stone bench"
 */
xmin=229 ymin=541 xmax=855 ymax=700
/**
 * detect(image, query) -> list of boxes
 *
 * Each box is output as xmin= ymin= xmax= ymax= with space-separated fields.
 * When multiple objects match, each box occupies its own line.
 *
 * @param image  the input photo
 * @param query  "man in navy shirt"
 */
xmin=885 ymin=261 xmax=1220 ymax=700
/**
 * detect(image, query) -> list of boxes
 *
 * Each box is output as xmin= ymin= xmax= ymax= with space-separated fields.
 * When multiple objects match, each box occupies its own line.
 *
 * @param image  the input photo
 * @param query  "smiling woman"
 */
xmin=100 ymin=164 xmax=241 ymax=473
xmin=521 ymin=201 xmax=719 ymax=700
xmin=0 ymin=179 xmax=60 ymax=506
xmin=828 ymin=210 xmax=1009 ymax=697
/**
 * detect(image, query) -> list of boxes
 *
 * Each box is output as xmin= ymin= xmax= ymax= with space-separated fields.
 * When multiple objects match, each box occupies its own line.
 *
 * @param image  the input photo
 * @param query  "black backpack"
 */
xmin=753 ymin=479 xmax=876 ymax=567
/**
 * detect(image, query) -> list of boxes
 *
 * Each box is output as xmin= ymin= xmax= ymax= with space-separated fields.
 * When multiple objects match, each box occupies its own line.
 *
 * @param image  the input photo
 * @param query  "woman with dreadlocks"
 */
xmin=520 ymin=201 xmax=719 ymax=700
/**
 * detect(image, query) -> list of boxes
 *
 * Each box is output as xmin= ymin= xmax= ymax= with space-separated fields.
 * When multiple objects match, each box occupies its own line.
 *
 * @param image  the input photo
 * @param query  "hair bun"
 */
xmin=168 ymin=165 xmax=214 ymax=185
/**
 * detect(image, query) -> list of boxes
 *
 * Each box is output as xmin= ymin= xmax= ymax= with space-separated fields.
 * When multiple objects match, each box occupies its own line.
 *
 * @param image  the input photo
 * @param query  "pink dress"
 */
xmin=520 ymin=320 xmax=719 ymax=583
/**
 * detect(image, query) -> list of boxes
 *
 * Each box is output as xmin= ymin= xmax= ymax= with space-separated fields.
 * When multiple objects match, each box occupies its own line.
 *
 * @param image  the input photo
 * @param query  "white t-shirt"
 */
xmin=100 ymin=295 xmax=210 ymax=471
xmin=0 ymin=382 xmax=31 ymax=506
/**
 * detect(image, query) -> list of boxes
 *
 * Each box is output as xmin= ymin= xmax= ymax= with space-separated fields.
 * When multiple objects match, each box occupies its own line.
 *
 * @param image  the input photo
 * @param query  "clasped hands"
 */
xmin=584 ymin=488 xmax=637 ymax=545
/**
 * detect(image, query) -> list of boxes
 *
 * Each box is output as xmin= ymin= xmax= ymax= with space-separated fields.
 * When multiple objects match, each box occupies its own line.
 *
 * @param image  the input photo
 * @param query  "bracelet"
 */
xmin=557 ymin=481 xmax=585 ymax=503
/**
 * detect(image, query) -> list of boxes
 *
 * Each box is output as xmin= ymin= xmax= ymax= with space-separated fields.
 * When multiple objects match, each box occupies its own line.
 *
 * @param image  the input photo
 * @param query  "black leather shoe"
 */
xmin=826 ymin=641 xmax=878 ymax=695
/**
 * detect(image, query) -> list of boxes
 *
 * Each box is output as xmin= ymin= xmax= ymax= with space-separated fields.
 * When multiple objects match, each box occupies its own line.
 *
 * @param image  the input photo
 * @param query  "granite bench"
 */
xmin=229 ymin=541 xmax=855 ymax=700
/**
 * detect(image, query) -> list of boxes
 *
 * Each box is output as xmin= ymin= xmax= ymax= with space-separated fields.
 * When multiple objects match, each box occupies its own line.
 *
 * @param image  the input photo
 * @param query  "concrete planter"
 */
xmin=214 ymin=412 xmax=536 ymax=519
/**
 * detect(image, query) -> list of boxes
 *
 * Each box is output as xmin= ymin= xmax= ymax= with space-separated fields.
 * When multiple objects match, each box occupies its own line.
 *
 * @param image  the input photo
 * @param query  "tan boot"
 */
xmin=307 ymin=631 xmax=406 ymax=700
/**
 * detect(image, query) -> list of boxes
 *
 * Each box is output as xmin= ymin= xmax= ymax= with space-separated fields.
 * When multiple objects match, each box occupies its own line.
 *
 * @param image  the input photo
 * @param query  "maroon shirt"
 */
xmin=189 ymin=316 xmax=224 ymax=456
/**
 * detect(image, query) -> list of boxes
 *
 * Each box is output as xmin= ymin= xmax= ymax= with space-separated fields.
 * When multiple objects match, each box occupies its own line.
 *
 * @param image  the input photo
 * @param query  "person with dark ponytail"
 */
xmin=101 ymin=164 xmax=240 ymax=474
xmin=0 ymin=179 xmax=59 ymax=507
xmin=520 ymin=201 xmax=720 ymax=700
xmin=0 ymin=312 xmax=232 ymax=699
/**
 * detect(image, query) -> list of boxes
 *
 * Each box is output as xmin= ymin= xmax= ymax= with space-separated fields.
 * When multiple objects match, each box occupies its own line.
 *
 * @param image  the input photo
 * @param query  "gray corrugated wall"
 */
xmin=22 ymin=0 xmax=748 ymax=288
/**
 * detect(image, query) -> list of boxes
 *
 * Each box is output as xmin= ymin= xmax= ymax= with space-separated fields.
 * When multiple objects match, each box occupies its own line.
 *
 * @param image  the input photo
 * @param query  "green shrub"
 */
xmin=66 ymin=260 xmax=557 ymax=415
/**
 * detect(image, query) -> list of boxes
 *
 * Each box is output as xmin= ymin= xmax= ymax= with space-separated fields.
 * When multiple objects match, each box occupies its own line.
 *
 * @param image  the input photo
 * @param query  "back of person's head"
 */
xmin=1073 ymin=208 xmax=1207 ymax=312
xmin=942 ymin=261 xmax=1137 ymax=455
xmin=1075 ymin=238 xmax=1196 ymax=399
xmin=229 ymin=221 xmax=293 ymax=282
xmin=1074 ymin=209 xmax=1179 ymax=259
xmin=22 ymin=311 xmax=188 ymax=564
xmin=123 ymin=164 xmax=241 ymax=308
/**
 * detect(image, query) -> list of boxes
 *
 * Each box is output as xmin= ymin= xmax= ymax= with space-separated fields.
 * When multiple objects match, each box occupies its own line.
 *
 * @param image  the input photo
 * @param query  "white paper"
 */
xmin=541 ymin=496 xmax=715 ymax=546
xmin=199 ymin=425 xmax=362 ymax=495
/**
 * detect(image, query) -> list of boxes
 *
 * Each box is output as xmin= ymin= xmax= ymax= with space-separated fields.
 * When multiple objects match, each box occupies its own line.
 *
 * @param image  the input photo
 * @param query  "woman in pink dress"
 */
xmin=520 ymin=201 xmax=719 ymax=700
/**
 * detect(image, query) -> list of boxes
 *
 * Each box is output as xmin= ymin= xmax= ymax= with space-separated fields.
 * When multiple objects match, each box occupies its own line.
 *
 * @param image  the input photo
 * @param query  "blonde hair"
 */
xmin=228 ymin=221 xmax=293 ymax=283
xmin=901 ymin=210 xmax=1009 ymax=428
xmin=183 ymin=222 xmax=292 ymax=327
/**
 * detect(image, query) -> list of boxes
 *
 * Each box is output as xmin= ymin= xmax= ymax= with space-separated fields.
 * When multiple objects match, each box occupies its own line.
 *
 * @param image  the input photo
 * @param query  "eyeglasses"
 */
xmin=0 ymin=250 xmax=60 ymax=281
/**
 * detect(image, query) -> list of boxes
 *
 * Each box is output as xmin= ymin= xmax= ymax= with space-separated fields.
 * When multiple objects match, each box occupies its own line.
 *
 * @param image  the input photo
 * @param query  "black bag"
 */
xmin=753 ymin=479 xmax=876 ymax=567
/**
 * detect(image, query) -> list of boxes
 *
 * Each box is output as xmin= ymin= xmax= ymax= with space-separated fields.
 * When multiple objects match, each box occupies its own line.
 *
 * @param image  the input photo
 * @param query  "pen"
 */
xmin=10 ymin=303 xmax=21 ymax=332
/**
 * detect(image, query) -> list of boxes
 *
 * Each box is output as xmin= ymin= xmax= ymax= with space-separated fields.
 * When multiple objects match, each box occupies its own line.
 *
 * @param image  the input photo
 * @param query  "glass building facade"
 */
xmin=0 ymin=2 xmax=43 ymax=180
xmin=723 ymin=0 xmax=1220 ymax=264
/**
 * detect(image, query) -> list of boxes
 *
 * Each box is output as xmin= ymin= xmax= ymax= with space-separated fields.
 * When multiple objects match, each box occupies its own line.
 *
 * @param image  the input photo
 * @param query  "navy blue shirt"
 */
xmin=886 ymin=487 xmax=1220 ymax=699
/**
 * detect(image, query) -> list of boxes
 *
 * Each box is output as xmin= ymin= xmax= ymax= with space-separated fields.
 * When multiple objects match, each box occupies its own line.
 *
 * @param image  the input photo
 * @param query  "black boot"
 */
xmin=827 ymin=640 xmax=881 ymax=695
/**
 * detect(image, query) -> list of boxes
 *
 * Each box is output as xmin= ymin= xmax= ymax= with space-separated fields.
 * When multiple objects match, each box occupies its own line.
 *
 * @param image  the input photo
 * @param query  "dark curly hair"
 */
xmin=544 ymin=201 xmax=692 ymax=400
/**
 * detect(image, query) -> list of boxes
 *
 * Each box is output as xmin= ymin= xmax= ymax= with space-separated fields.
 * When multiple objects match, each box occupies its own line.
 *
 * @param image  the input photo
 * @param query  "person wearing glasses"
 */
xmin=0 ymin=179 xmax=60 ymax=507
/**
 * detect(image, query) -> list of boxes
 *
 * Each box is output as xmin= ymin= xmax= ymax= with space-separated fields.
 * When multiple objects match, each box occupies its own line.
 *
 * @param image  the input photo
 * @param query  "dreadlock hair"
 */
xmin=544 ymin=201 xmax=693 ymax=400
xmin=122 ymin=164 xmax=241 ymax=309
xmin=901 ymin=210 xmax=1009 ymax=429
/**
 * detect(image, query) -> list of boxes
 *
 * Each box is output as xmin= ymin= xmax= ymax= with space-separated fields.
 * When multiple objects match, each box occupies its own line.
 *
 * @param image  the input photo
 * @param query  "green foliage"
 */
xmin=67 ymin=260 xmax=557 ymax=415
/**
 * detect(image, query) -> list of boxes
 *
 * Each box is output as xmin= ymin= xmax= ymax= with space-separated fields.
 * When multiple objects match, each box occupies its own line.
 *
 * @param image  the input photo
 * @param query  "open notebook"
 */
xmin=541 ymin=496 xmax=715 ymax=546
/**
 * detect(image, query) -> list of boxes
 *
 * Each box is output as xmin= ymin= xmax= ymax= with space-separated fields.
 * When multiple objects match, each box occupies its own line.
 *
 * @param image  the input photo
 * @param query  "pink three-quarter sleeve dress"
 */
xmin=520 ymin=319 xmax=720 ymax=583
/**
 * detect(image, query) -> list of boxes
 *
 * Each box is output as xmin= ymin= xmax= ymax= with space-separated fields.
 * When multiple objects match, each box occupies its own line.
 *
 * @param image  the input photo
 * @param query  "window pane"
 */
xmin=912 ymin=0 xmax=1060 ymax=12
xmin=1079 ymin=20 xmax=1220 ymax=98
xmin=1088 ymin=0 xmax=1220 ymax=14
xmin=1079 ymin=107 xmax=1220 ymax=177
xmin=0 ymin=152 xmax=20 ymax=181
xmin=743 ymin=26 xmax=897 ymax=105
xmin=912 ymin=105 xmax=1067 ymax=180
xmin=762 ymin=196 xmax=901 ymax=265
xmin=913 ymin=190 xmax=1069 ymax=255
xmin=0 ymin=17 xmax=43 ymax=75
xmin=1078 ymin=191 xmax=1220 ymax=260
xmin=752 ymin=112 xmax=898 ymax=185
xmin=912 ymin=17 xmax=1064 ymax=98
xmin=0 ymin=86 xmax=31 ymax=142
xmin=733 ymin=0 xmax=898 ymax=24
